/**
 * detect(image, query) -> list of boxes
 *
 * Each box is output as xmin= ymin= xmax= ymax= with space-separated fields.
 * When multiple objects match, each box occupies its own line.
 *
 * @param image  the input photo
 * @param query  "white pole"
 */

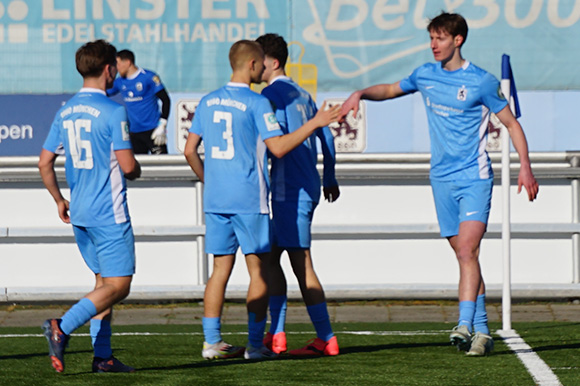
xmin=500 ymin=78 xmax=513 ymax=331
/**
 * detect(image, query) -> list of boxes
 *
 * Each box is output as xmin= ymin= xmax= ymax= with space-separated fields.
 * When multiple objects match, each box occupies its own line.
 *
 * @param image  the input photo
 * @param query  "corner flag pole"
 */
xmin=500 ymin=54 xmax=521 ymax=331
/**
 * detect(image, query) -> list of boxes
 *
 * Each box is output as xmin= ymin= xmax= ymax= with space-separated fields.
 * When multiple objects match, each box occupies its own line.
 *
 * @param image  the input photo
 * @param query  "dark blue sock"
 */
xmin=268 ymin=295 xmax=287 ymax=334
xmin=307 ymin=302 xmax=334 ymax=342
xmin=90 ymin=319 xmax=112 ymax=359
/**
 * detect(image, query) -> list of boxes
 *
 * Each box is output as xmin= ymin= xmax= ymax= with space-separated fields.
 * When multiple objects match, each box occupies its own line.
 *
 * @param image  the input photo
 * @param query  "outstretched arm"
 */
xmin=340 ymin=82 xmax=406 ymax=121
xmin=495 ymin=105 xmax=539 ymax=201
xmin=265 ymin=101 xmax=340 ymax=159
xmin=38 ymin=149 xmax=70 ymax=224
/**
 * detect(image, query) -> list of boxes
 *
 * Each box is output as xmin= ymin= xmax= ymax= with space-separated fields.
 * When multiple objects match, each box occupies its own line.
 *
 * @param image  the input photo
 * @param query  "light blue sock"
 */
xmin=307 ymin=302 xmax=334 ymax=342
xmin=268 ymin=295 xmax=287 ymax=334
xmin=90 ymin=319 xmax=112 ymax=359
xmin=60 ymin=298 xmax=97 ymax=335
xmin=202 ymin=317 xmax=222 ymax=345
xmin=473 ymin=294 xmax=490 ymax=334
xmin=248 ymin=312 xmax=267 ymax=348
xmin=458 ymin=300 xmax=476 ymax=333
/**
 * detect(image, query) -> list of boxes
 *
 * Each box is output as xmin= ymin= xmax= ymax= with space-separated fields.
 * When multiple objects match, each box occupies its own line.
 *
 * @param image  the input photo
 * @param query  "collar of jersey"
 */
xmin=79 ymin=87 xmax=106 ymax=95
xmin=126 ymin=67 xmax=143 ymax=80
xmin=270 ymin=75 xmax=290 ymax=85
xmin=440 ymin=60 xmax=471 ymax=73
xmin=227 ymin=82 xmax=249 ymax=88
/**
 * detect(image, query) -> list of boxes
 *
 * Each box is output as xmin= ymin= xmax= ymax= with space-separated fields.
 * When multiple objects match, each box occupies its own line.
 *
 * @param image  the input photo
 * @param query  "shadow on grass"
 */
xmin=136 ymin=341 xmax=452 ymax=372
xmin=0 ymin=349 xmax=93 ymax=362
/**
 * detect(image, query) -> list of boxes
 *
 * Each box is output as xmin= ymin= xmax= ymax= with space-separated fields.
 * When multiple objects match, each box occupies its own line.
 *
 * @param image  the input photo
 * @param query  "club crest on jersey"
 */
xmin=457 ymin=85 xmax=467 ymax=101
xmin=136 ymin=82 xmax=143 ymax=92
xmin=153 ymin=75 xmax=161 ymax=86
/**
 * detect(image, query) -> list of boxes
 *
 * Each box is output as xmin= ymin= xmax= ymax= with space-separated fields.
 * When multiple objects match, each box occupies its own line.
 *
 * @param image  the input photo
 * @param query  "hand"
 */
xmin=57 ymin=199 xmax=70 ymax=224
xmin=313 ymin=101 xmax=341 ymax=128
xmin=339 ymin=91 xmax=361 ymax=123
xmin=518 ymin=166 xmax=539 ymax=201
xmin=151 ymin=118 xmax=167 ymax=146
xmin=324 ymin=185 xmax=340 ymax=203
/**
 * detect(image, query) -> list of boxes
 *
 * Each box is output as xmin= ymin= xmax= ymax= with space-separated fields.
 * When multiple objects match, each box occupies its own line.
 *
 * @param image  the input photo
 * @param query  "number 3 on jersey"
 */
xmin=63 ymin=119 xmax=93 ymax=169
xmin=211 ymin=111 xmax=234 ymax=160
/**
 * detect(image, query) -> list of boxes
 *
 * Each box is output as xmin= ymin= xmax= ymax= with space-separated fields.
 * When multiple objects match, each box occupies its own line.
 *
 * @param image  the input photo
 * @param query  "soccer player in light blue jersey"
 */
xmin=184 ymin=40 xmax=340 ymax=360
xmin=39 ymin=40 xmax=141 ymax=373
xmin=341 ymin=13 xmax=539 ymax=356
xmin=256 ymin=33 xmax=340 ymax=357
xmin=107 ymin=49 xmax=171 ymax=154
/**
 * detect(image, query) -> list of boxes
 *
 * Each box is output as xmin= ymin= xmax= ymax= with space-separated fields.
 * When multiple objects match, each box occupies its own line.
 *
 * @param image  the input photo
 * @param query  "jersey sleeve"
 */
xmin=149 ymin=71 xmax=166 ymax=94
xmin=480 ymin=73 xmax=509 ymax=114
xmin=261 ymin=87 xmax=288 ymax=134
xmin=110 ymin=105 xmax=133 ymax=151
xmin=42 ymin=116 xmax=63 ymax=154
xmin=254 ymin=96 xmax=284 ymax=140
xmin=399 ymin=67 xmax=420 ymax=94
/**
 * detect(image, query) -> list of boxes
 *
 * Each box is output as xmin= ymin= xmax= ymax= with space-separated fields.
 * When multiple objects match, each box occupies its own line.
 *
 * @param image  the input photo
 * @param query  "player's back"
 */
xmin=262 ymin=77 xmax=323 ymax=203
xmin=50 ymin=89 xmax=132 ymax=226
xmin=192 ymin=83 xmax=283 ymax=214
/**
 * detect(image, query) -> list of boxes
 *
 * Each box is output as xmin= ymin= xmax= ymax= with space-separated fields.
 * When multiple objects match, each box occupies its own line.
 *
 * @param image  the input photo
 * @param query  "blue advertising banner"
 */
xmin=0 ymin=94 xmax=71 ymax=156
xmin=1 ymin=0 xmax=580 ymax=93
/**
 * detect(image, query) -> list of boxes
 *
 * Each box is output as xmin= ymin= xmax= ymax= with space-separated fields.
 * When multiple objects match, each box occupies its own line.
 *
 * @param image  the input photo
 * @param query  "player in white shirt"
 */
xmin=341 ymin=13 xmax=538 ymax=356
xmin=184 ymin=40 xmax=340 ymax=360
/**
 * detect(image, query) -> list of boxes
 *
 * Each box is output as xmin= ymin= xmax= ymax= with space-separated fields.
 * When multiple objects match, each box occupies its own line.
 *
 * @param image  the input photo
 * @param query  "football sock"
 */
xmin=248 ymin=312 xmax=267 ymax=348
xmin=307 ymin=302 xmax=334 ymax=342
xmin=458 ymin=300 xmax=476 ymax=333
xmin=202 ymin=317 xmax=222 ymax=345
xmin=473 ymin=294 xmax=490 ymax=334
xmin=268 ymin=295 xmax=287 ymax=334
xmin=90 ymin=319 xmax=113 ymax=359
xmin=60 ymin=297 xmax=97 ymax=335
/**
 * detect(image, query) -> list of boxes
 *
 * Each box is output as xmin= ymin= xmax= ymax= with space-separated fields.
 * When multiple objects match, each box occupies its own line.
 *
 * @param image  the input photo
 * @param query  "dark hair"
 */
xmin=229 ymin=40 xmax=263 ymax=71
xmin=427 ymin=12 xmax=468 ymax=47
xmin=117 ymin=49 xmax=135 ymax=64
xmin=75 ymin=39 xmax=117 ymax=78
xmin=256 ymin=33 xmax=288 ymax=68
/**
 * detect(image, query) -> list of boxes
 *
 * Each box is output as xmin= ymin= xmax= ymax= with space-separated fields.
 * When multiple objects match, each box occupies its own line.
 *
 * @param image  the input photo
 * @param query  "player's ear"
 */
xmin=273 ymin=58 xmax=281 ymax=71
xmin=454 ymin=34 xmax=464 ymax=48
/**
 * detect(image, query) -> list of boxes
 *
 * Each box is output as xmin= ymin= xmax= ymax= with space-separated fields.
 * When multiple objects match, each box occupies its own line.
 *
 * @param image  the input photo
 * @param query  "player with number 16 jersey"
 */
xmin=42 ymin=89 xmax=133 ymax=227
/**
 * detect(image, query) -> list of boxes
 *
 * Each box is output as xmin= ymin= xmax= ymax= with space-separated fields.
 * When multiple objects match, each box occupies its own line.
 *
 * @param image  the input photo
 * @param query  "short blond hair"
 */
xmin=229 ymin=40 xmax=264 ymax=71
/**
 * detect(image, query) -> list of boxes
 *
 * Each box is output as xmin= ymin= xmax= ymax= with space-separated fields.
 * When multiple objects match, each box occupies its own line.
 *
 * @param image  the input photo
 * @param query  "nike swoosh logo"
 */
xmin=466 ymin=211 xmax=479 ymax=216
xmin=426 ymin=86 xmax=435 ymax=89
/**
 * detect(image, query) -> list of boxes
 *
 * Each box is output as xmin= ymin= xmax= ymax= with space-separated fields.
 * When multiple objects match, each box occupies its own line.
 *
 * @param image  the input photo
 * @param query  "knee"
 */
xmin=455 ymin=245 xmax=478 ymax=264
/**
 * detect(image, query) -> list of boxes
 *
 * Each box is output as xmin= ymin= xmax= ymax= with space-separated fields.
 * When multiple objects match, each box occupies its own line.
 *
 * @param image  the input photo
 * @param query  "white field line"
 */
xmin=497 ymin=329 xmax=562 ymax=386
xmin=0 ymin=330 xmax=449 ymax=339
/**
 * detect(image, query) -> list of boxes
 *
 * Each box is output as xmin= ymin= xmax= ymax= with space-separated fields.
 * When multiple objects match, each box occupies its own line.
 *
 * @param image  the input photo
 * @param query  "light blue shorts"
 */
xmin=72 ymin=222 xmax=135 ymax=278
xmin=272 ymin=200 xmax=316 ymax=249
xmin=431 ymin=179 xmax=493 ymax=238
xmin=205 ymin=213 xmax=271 ymax=255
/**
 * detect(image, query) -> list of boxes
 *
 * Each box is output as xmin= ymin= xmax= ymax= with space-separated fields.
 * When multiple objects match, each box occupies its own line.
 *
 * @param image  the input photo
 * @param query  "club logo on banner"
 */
xmin=326 ymin=99 xmax=366 ymax=153
xmin=176 ymin=99 xmax=202 ymax=154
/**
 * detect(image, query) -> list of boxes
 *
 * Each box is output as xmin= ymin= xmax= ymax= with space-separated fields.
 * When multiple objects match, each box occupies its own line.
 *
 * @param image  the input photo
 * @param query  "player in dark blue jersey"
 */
xmin=341 ymin=13 xmax=539 ymax=356
xmin=107 ymin=49 xmax=170 ymax=154
xmin=256 ymin=33 xmax=340 ymax=357
xmin=184 ymin=40 xmax=340 ymax=360
xmin=39 ymin=40 xmax=141 ymax=373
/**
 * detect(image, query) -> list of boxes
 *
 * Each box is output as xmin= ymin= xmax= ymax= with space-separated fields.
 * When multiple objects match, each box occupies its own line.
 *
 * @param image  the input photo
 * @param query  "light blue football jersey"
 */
xmin=262 ymin=76 xmax=337 ymax=203
xmin=190 ymin=82 xmax=284 ymax=214
xmin=400 ymin=61 xmax=508 ymax=181
xmin=107 ymin=68 xmax=165 ymax=133
xmin=42 ymin=88 xmax=133 ymax=226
